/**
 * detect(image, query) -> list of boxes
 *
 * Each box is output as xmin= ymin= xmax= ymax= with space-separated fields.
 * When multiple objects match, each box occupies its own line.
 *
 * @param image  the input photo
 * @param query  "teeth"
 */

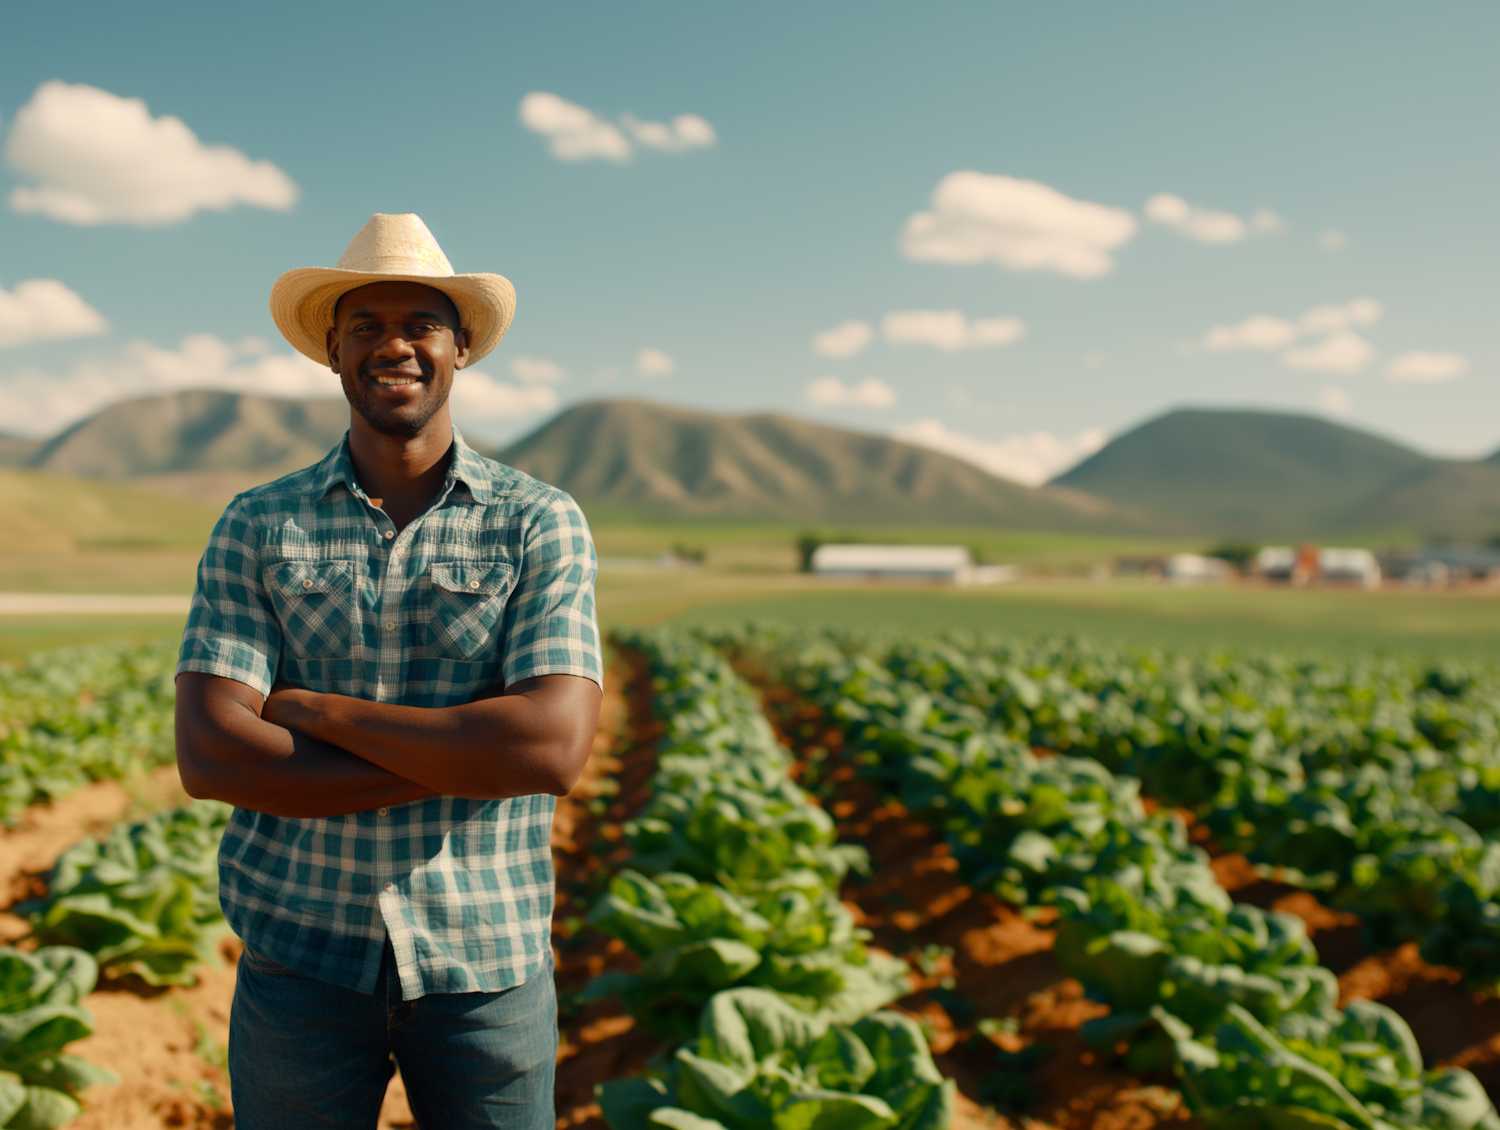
xmin=375 ymin=376 xmax=418 ymax=386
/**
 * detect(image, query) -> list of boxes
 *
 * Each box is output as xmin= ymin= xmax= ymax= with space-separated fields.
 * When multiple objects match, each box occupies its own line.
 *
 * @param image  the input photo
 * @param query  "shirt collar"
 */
xmin=312 ymin=427 xmax=494 ymax=505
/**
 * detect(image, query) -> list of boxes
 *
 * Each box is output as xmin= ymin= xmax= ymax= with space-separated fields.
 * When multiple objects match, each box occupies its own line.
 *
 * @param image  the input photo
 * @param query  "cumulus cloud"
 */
xmin=1203 ymin=315 xmax=1301 ymax=352
xmin=0 ymin=334 xmax=334 ymax=435
xmin=882 ymin=310 xmax=1026 ymax=351
xmin=0 ymin=279 xmax=108 ymax=348
xmin=451 ymin=372 xmax=559 ymax=419
xmin=1144 ymin=193 xmax=1249 ymax=244
xmin=518 ymin=92 xmax=632 ymax=162
xmin=892 ymin=418 xmax=1106 ymax=486
xmin=621 ymin=112 xmax=715 ymax=152
xmin=804 ymin=377 xmax=897 ymax=409
xmin=900 ymin=172 xmax=1137 ymax=279
xmin=1282 ymin=330 xmax=1376 ymax=374
xmin=812 ymin=320 xmax=873 ymax=358
xmin=5 ymin=81 xmax=298 ymax=226
xmin=1321 ymin=230 xmax=1348 ymax=251
xmin=509 ymin=356 xmax=566 ymax=383
xmin=1318 ymin=386 xmax=1352 ymax=416
xmin=1199 ymin=299 xmax=1383 ymax=362
xmin=635 ymin=348 xmax=676 ymax=377
xmin=1386 ymin=351 xmax=1469 ymax=383
xmin=1300 ymin=298 xmax=1382 ymax=334
xmin=1252 ymin=209 xmax=1285 ymax=234
xmin=519 ymin=92 xmax=715 ymax=163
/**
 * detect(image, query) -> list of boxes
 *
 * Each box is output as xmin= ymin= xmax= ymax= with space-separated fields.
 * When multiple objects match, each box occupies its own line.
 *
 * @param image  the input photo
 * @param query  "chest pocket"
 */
xmin=266 ymin=560 xmax=355 ymax=660
xmin=429 ymin=562 xmax=514 ymax=661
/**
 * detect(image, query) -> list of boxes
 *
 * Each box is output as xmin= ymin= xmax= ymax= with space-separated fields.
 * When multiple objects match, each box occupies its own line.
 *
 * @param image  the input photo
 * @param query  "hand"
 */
xmin=262 ymin=683 xmax=323 ymax=734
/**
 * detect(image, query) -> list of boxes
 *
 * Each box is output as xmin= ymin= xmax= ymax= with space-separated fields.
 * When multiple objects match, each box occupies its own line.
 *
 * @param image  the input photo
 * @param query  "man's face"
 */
xmin=326 ymin=281 xmax=471 ymax=439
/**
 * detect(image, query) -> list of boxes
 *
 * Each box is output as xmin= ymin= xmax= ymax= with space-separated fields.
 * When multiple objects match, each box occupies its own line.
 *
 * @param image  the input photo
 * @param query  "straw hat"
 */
xmin=269 ymin=213 xmax=515 ymax=366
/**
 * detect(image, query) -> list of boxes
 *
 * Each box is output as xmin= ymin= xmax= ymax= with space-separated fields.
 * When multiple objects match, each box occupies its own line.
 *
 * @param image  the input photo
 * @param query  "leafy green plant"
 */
xmin=597 ymin=987 xmax=954 ymax=1130
xmin=31 ymin=800 xmax=232 ymax=986
xmin=0 ymin=946 xmax=117 ymax=1129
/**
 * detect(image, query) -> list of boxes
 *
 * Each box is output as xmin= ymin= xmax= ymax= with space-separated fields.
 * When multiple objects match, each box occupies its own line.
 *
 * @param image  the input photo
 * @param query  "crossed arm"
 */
xmin=175 ymin=672 xmax=602 ymax=819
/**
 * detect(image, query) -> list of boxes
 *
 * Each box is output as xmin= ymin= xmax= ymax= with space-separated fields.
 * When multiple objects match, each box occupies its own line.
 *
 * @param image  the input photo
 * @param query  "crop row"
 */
xmin=726 ymin=627 xmax=1498 ymax=1130
xmin=0 ymin=643 xmax=177 ymax=825
xmin=591 ymin=629 xmax=955 ymax=1130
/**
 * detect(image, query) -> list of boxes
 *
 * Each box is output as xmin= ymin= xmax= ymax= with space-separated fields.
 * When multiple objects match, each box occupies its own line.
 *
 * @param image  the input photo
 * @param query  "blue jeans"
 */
xmin=228 ymin=942 xmax=556 ymax=1130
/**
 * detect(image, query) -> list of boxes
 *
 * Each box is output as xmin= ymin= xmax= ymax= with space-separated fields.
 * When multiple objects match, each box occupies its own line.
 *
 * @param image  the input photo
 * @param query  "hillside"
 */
xmin=1051 ymin=408 xmax=1458 ymax=538
xmin=29 ymin=390 xmax=348 ymax=480
xmin=0 ymin=467 xmax=221 ymax=553
xmin=494 ymin=399 xmax=1140 ymax=528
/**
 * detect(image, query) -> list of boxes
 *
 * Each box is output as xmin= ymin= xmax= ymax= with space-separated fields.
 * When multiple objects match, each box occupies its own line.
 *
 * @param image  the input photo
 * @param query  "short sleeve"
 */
xmin=177 ymin=499 xmax=282 ymax=696
xmin=500 ymin=493 xmax=602 ymax=690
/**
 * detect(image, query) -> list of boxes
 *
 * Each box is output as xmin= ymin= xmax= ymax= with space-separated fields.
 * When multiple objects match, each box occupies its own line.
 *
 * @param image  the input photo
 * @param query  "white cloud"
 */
xmin=900 ymin=172 xmax=1137 ymax=279
xmin=1203 ymin=315 xmax=1300 ymax=351
xmin=0 ymin=278 xmax=108 ymax=348
xmin=804 ymin=377 xmax=897 ymax=409
xmin=1144 ymin=193 xmax=1248 ymax=244
xmin=635 ymin=348 xmax=676 ymax=377
xmin=1282 ymin=330 xmax=1376 ymax=374
xmin=1320 ymin=229 xmax=1348 ymax=251
xmin=509 ymin=356 xmax=566 ymax=383
xmin=621 ymin=113 xmax=716 ymax=152
xmin=812 ymin=320 xmax=873 ymax=358
xmin=882 ymin=310 xmax=1025 ymax=351
xmin=5 ymin=81 xmax=297 ymax=226
xmin=1251 ymin=209 xmax=1285 ymax=234
xmin=892 ymin=418 xmax=1106 ymax=486
xmin=451 ymin=372 xmax=560 ymax=419
xmin=1300 ymin=298 xmax=1382 ymax=334
xmin=0 ymin=334 xmax=334 ymax=435
xmin=518 ymin=92 xmax=632 ymax=163
xmin=1318 ymin=386 xmax=1352 ymax=416
xmin=1386 ymin=351 xmax=1469 ymax=383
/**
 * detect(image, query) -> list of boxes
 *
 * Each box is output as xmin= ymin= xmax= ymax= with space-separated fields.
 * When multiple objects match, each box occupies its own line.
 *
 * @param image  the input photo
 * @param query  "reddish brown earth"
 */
xmin=755 ymin=677 xmax=1500 ymax=1124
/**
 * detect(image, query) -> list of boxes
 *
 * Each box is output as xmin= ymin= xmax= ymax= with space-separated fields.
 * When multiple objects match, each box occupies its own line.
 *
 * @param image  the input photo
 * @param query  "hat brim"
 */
xmin=269 ymin=267 xmax=516 ymax=367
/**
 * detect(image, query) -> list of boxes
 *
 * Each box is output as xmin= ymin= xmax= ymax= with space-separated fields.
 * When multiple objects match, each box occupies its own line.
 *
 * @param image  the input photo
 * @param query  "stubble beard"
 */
xmin=342 ymin=361 xmax=450 ymax=439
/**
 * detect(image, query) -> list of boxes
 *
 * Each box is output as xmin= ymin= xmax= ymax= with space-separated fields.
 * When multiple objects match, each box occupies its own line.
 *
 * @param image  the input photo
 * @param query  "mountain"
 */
xmin=1050 ymin=408 xmax=1472 ymax=539
xmin=29 ymin=390 xmax=349 ymax=480
xmin=494 ymin=399 xmax=1139 ymax=528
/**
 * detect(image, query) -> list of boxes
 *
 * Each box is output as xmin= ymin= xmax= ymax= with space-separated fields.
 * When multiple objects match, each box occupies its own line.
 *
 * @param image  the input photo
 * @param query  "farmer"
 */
xmin=174 ymin=213 xmax=602 ymax=1129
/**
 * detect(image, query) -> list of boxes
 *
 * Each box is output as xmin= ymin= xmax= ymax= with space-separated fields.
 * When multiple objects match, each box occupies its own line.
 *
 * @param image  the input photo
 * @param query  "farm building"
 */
xmin=809 ymin=544 xmax=1014 ymax=585
xmin=1257 ymin=546 xmax=1381 ymax=588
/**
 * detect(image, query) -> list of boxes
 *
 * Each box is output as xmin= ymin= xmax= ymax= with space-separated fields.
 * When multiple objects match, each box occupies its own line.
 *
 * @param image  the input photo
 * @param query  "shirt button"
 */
xmin=384 ymin=882 xmax=394 ymax=891
xmin=384 ymin=530 xmax=395 ymax=540
xmin=302 ymin=579 xmax=313 ymax=589
xmin=395 ymin=547 xmax=407 ymax=558
xmin=377 ymin=807 xmax=388 ymax=817
xmin=468 ymin=579 xmax=480 ymax=590
xmin=385 ymin=621 xmax=396 ymax=631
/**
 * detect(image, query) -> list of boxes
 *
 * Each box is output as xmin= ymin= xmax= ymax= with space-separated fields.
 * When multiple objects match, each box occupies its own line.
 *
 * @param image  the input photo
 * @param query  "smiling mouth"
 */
xmin=373 ymin=374 xmax=422 ymax=386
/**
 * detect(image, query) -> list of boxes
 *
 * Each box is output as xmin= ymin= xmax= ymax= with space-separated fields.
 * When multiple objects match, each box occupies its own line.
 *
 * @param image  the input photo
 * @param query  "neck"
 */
xmin=346 ymin=407 xmax=455 ymax=531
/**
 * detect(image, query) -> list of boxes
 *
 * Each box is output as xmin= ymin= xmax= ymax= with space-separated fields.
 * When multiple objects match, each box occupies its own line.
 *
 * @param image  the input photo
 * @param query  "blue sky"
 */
xmin=1 ymin=1 xmax=1494 ymax=483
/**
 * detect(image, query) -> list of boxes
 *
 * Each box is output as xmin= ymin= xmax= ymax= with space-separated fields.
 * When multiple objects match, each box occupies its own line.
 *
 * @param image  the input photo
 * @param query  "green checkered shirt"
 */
xmin=178 ymin=430 xmax=601 ymax=999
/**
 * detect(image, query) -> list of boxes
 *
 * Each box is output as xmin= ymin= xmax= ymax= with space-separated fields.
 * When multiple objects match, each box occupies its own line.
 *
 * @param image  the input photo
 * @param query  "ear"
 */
xmin=325 ymin=326 xmax=340 ymax=372
xmin=453 ymin=326 xmax=472 ymax=371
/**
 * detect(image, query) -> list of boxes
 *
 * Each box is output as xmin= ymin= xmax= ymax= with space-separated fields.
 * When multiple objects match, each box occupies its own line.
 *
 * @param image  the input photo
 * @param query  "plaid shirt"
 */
xmin=178 ymin=430 xmax=601 ymax=1000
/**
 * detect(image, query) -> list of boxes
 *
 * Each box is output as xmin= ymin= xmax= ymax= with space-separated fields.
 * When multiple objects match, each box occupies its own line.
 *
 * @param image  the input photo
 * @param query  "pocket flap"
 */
xmin=270 ymin=560 xmax=353 ymax=596
xmin=431 ymin=561 xmax=514 ymax=597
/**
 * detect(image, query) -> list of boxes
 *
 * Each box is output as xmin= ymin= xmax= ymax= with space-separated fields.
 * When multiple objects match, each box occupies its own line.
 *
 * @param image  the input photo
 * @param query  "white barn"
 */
xmin=809 ymin=544 xmax=1013 ymax=585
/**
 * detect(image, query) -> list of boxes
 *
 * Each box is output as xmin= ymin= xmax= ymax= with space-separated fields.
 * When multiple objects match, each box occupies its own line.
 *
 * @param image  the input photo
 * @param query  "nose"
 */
xmin=373 ymin=327 xmax=416 ymax=359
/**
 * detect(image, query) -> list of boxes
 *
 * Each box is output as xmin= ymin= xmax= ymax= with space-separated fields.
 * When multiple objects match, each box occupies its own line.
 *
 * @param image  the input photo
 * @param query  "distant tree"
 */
xmin=1204 ymin=542 xmax=1258 ymax=571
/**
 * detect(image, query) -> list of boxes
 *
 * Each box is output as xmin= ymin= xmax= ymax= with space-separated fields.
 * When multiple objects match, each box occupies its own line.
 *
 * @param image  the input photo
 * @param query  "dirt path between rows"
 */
xmin=0 ymin=647 xmax=646 ymax=1130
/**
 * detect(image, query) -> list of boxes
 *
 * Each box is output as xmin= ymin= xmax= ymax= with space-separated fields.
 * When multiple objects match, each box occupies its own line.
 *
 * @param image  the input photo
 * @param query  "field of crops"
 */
xmin=5 ymin=628 xmax=1500 ymax=1129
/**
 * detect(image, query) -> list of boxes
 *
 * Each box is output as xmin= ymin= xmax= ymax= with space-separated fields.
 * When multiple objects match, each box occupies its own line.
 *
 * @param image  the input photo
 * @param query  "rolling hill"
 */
xmin=24 ymin=390 xmax=349 ymax=481
xmin=494 ymin=400 xmax=1141 ymax=528
xmin=1052 ymin=408 xmax=1500 ymax=540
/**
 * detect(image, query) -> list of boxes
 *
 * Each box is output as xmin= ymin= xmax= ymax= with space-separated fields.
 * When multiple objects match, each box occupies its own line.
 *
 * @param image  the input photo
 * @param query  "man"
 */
xmin=175 ymin=213 xmax=603 ymax=1129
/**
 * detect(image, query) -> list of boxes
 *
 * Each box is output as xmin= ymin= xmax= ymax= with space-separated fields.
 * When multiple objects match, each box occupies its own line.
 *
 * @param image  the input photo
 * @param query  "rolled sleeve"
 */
xmin=177 ymin=500 xmax=281 ymax=697
xmin=500 ymin=494 xmax=602 ymax=690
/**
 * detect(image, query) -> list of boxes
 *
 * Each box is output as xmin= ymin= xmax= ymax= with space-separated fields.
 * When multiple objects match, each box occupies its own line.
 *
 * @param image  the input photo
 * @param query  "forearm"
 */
xmin=270 ymin=677 xmax=600 ymax=799
xmin=176 ymin=675 xmax=435 ymax=817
